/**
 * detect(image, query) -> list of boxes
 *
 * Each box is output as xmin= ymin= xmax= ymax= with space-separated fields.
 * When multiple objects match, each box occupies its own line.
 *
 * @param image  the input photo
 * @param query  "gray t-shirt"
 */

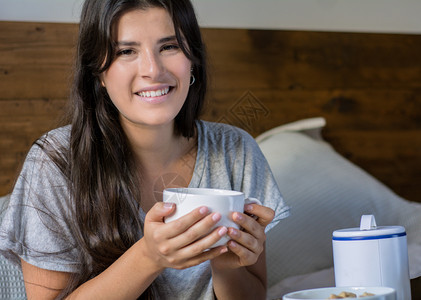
xmin=0 ymin=120 xmax=289 ymax=299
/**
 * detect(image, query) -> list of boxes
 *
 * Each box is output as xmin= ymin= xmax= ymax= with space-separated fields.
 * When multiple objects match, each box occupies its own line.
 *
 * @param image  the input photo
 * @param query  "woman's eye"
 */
xmin=116 ymin=49 xmax=135 ymax=56
xmin=161 ymin=44 xmax=180 ymax=52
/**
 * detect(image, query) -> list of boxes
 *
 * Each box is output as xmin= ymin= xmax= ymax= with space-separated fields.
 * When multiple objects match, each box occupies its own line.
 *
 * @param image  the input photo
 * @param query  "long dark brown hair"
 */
xmin=39 ymin=0 xmax=207 ymax=298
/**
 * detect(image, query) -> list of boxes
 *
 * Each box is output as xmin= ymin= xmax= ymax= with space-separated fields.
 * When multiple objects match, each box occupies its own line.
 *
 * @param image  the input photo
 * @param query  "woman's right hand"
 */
xmin=141 ymin=202 xmax=228 ymax=270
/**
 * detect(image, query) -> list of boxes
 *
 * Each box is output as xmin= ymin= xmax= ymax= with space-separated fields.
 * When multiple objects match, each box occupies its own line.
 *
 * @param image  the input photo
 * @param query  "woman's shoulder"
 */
xmin=24 ymin=125 xmax=71 ymax=165
xmin=37 ymin=125 xmax=71 ymax=146
xmin=197 ymin=120 xmax=255 ymax=143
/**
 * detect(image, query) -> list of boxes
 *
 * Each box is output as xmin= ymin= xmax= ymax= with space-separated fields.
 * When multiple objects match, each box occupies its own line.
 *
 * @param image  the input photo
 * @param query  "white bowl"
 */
xmin=282 ymin=286 xmax=396 ymax=300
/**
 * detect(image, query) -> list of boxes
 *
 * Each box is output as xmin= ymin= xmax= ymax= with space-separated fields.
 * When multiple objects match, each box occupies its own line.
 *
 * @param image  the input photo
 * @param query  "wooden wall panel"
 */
xmin=202 ymin=29 xmax=421 ymax=90
xmin=0 ymin=99 xmax=67 ymax=190
xmin=0 ymin=21 xmax=420 ymax=202
xmin=0 ymin=22 xmax=75 ymax=193
xmin=201 ymin=29 xmax=421 ymax=202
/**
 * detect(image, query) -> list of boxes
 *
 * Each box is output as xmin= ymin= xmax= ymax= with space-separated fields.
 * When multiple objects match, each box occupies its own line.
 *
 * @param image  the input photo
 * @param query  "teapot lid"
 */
xmin=332 ymin=215 xmax=406 ymax=240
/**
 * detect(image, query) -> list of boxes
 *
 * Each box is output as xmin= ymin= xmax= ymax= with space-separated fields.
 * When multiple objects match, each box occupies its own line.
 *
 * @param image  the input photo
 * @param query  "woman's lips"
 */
xmin=135 ymin=86 xmax=172 ymax=104
xmin=136 ymin=86 xmax=170 ymax=98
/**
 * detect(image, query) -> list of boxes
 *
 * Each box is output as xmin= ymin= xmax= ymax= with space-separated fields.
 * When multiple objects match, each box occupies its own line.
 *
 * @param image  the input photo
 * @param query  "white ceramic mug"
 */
xmin=163 ymin=188 xmax=262 ymax=248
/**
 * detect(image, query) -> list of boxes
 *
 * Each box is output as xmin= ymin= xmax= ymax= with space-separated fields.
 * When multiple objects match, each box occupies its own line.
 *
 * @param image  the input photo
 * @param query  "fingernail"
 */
xmin=245 ymin=204 xmax=253 ymax=212
xmin=218 ymin=226 xmax=228 ymax=236
xmin=234 ymin=212 xmax=243 ymax=221
xmin=229 ymin=241 xmax=238 ymax=248
xmin=220 ymin=247 xmax=228 ymax=254
xmin=199 ymin=206 xmax=208 ymax=215
xmin=164 ymin=202 xmax=174 ymax=210
xmin=212 ymin=213 xmax=221 ymax=222
xmin=229 ymin=228 xmax=239 ymax=237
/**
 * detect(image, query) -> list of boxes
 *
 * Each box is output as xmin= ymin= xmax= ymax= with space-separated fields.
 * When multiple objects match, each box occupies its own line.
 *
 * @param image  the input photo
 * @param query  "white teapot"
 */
xmin=332 ymin=215 xmax=411 ymax=300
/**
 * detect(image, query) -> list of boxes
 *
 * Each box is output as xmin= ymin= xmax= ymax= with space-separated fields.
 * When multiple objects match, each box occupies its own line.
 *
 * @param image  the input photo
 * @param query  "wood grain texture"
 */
xmin=0 ymin=21 xmax=420 ymax=202
xmin=201 ymin=29 xmax=421 ymax=202
xmin=0 ymin=22 xmax=75 ymax=194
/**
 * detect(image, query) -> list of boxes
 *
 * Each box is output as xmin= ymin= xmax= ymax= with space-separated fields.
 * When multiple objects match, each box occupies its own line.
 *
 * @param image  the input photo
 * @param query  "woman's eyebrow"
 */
xmin=116 ymin=41 xmax=140 ymax=47
xmin=115 ymin=36 xmax=180 ymax=47
xmin=158 ymin=35 xmax=178 ymax=44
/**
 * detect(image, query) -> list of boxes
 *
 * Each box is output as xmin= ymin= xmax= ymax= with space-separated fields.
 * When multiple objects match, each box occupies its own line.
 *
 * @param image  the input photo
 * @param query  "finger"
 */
xmin=227 ymin=240 xmax=258 ymax=266
xmin=164 ymin=206 xmax=211 ymax=239
xmin=227 ymin=227 xmax=262 ymax=254
xmin=244 ymin=204 xmax=275 ymax=227
xmin=232 ymin=212 xmax=265 ymax=241
xmin=145 ymin=202 xmax=176 ymax=223
xmin=173 ymin=246 xmax=228 ymax=270
xmin=171 ymin=212 xmax=225 ymax=249
xmin=177 ymin=225 xmax=229 ymax=257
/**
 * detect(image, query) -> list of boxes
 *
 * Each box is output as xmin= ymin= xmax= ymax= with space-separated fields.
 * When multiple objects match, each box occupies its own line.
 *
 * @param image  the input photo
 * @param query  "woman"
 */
xmin=0 ymin=0 xmax=289 ymax=299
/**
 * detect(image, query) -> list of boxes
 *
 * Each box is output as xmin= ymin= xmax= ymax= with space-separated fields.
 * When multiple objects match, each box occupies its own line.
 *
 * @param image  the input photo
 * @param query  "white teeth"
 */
xmin=138 ymin=87 xmax=170 ymax=98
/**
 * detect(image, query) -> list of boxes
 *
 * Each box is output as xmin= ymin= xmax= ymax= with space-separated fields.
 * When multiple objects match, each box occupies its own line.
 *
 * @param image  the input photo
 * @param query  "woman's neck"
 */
xmin=121 ymin=121 xmax=197 ymax=209
xmin=122 ymin=121 xmax=195 ymax=176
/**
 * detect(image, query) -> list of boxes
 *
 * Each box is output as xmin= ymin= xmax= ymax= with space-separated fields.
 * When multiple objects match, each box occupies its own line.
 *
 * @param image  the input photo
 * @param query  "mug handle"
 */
xmin=245 ymin=197 xmax=262 ymax=206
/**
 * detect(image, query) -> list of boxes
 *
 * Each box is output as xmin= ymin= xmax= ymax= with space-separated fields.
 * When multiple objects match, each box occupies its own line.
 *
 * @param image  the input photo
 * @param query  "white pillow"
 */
xmin=257 ymin=120 xmax=421 ymax=289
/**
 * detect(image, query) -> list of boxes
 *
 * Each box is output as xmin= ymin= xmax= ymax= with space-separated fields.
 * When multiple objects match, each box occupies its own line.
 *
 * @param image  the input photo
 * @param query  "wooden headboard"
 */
xmin=1 ymin=21 xmax=420 ymax=202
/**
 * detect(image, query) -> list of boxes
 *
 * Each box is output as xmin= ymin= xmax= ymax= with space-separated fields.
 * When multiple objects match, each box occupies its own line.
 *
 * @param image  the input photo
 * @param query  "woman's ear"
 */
xmin=99 ymin=74 xmax=106 ymax=88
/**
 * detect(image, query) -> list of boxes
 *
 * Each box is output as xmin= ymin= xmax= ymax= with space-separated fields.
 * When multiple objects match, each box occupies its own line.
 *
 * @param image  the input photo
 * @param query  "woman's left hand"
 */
xmin=210 ymin=203 xmax=275 ymax=270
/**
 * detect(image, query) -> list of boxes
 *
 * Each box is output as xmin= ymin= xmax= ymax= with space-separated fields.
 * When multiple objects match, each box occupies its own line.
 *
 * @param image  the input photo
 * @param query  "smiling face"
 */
xmin=101 ymin=7 xmax=192 ymax=132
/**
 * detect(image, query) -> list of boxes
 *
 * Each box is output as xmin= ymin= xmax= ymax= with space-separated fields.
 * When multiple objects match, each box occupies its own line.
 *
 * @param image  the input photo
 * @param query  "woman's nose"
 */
xmin=139 ymin=49 xmax=162 ymax=79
